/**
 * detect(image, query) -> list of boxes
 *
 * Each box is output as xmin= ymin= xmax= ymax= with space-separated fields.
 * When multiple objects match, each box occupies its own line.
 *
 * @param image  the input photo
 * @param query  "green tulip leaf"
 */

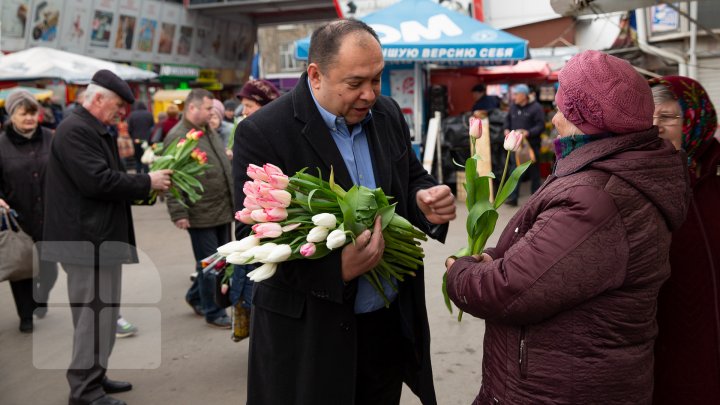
xmin=494 ymin=160 xmax=533 ymax=209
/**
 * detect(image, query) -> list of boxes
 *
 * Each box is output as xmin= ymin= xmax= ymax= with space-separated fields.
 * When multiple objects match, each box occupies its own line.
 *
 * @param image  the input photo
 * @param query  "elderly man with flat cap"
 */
xmin=42 ymin=70 xmax=172 ymax=405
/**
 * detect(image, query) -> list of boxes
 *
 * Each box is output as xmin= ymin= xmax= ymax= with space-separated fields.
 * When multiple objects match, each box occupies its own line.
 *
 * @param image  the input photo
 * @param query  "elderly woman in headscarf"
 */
xmin=0 ymin=89 xmax=59 ymax=333
xmin=650 ymin=76 xmax=720 ymax=405
xmin=444 ymin=50 xmax=690 ymax=404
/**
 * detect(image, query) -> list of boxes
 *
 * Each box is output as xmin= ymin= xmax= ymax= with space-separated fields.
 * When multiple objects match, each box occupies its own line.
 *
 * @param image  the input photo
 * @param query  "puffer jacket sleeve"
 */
xmin=447 ymin=184 xmax=630 ymax=325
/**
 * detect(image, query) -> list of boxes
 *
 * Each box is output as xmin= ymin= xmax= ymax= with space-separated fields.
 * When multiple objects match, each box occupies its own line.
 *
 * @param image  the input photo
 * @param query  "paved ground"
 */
xmin=0 ymin=186 xmax=526 ymax=405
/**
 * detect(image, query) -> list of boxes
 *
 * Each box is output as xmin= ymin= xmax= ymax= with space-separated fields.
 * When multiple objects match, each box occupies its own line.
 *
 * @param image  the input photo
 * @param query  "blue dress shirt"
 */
xmin=307 ymin=80 xmax=397 ymax=313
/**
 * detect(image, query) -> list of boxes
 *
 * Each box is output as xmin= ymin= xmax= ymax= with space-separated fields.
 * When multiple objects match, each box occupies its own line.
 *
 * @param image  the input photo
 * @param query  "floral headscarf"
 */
xmin=649 ymin=76 xmax=718 ymax=163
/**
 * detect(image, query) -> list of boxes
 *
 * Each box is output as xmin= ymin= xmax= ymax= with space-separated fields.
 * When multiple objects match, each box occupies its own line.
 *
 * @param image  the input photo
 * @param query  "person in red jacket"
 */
xmin=650 ymin=76 xmax=720 ymax=405
xmin=445 ymin=51 xmax=690 ymax=404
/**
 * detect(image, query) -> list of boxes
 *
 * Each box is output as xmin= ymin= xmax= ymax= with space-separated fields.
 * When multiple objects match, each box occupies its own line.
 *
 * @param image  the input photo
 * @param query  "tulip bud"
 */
xmin=235 ymin=208 xmax=255 ymax=224
xmin=252 ymin=223 xmax=283 ymax=238
xmin=263 ymin=163 xmax=285 ymax=177
xmin=267 ymin=189 xmax=292 ymax=207
xmin=312 ymin=213 xmax=337 ymax=229
xmin=262 ymin=244 xmax=292 ymax=263
xmin=504 ymin=130 xmax=524 ymax=152
xmin=247 ymin=164 xmax=270 ymax=182
xmin=306 ymin=226 xmax=329 ymax=243
xmin=300 ymin=242 xmax=317 ymax=257
xmin=268 ymin=174 xmax=290 ymax=190
xmin=325 ymin=229 xmax=347 ymax=250
xmin=249 ymin=243 xmax=278 ymax=262
xmin=469 ymin=117 xmax=482 ymax=139
xmin=217 ymin=235 xmax=260 ymax=256
xmin=221 ymin=284 xmax=229 ymax=295
xmin=243 ymin=196 xmax=261 ymax=210
xmin=226 ymin=250 xmax=255 ymax=265
xmin=247 ymin=263 xmax=278 ymax=282
xmin=250 ymin=209 xmax=269 ymax=223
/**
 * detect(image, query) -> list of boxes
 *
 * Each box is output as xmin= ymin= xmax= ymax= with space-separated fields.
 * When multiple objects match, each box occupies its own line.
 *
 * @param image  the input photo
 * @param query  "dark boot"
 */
xmin=232 ymin=303 xmax=250 ymax=342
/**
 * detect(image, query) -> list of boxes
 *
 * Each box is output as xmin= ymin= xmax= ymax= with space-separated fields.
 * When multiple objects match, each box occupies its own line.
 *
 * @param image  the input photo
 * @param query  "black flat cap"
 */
xmin=91 ymin=69 xmax=135 ymax=104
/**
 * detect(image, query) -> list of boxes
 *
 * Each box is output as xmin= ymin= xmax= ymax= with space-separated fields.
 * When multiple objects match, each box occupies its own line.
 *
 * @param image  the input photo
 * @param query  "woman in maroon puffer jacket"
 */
xmin=650 ymin=76 xmax=720 ymax=405
xmin=445 ymin=51 xmax=690 ymax=404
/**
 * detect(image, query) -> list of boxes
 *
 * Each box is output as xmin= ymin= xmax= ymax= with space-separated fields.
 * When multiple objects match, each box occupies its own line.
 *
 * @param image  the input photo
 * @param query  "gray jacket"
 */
xmin=165 ymin=118 xmax=234 ymax=228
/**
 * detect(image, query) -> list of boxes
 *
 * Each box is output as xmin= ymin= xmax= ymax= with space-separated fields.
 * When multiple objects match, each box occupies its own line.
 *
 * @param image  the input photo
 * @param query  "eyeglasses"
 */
xmin=653 ymin=114 xmax=681 ymax=125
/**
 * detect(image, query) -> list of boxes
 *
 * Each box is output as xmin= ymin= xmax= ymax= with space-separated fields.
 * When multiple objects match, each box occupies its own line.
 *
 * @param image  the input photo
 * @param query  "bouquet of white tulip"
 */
xmin=216 ymin=163 xmax=427 ymax=306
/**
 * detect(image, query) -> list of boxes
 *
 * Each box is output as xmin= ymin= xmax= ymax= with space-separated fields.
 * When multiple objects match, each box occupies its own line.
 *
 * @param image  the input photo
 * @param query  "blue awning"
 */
xmin=295 ymin=0 xmax=527 ymax=64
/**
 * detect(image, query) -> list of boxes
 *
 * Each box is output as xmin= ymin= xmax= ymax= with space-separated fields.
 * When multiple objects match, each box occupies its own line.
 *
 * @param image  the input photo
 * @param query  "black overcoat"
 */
xmin=42 ymin=106 xmax=150 ymax=266
xmin=0 ymin=125 xmax=53 ymax=241
xmin=233 ymin=74 xmax=447 ymax=405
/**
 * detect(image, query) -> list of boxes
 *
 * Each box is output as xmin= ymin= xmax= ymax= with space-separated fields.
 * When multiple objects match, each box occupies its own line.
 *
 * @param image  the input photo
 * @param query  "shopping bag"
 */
xmin=515 ymin=138 xmax=537 ymax=166
xmin=0 ymin=209 xmax=35 ymax=282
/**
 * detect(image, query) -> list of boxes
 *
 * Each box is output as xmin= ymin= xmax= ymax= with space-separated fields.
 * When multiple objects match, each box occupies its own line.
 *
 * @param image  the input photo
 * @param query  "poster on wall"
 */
xmin=59 ymin=0 xmax=92 ymax=53
xmin=193 ymin=16 xmax=213 ymax=60
xmin=134 ymin=0 xmax=161 ymax=60
xmin=86 ymin=0 xmax=117 ymax=58
xmin=390 ymin=69 xmax=416 ymax=138
xmin=28 ymin=0 xmax=64 ymax=47
xmin=110 ymin=0 xmax=141 ymax=60
xmin=173 ymin=10 xmax=194 ymax=64
xmin=157 ymin=3 xmax=180 ymax=62
xmin=209 ymin=20 xmax=229 ymax=66
xmin=225 ymin=16 xmax=256 ymax=71
xmin=1 ymin=0 xmax=31 ymax=51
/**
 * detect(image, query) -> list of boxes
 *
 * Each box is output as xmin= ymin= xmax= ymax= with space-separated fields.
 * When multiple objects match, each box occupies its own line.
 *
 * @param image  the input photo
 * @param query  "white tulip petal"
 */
xmin=247 ymin=263 xmax=278 ymax=282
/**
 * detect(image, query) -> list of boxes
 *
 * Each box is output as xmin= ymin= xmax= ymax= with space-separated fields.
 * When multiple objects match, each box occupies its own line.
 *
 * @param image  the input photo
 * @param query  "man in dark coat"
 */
xmin=42 ymin=70 xmax=172 ymax=405
xmin=503 ymin=84 xmax=546 ymax=204
xmin=233 ymin=20 xmax=455 ymax=405
xmin=126 ymin=101 xmax=155 ymax=173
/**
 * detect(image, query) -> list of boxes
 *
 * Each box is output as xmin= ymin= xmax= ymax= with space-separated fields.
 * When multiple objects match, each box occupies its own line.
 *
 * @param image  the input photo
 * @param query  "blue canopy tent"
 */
xmin=295 ymin=0 xmax=526 ymax=64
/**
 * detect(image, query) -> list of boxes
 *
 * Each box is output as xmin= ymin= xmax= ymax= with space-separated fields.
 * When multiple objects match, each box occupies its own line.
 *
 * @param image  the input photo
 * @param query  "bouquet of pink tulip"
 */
xmin=216 ymin=163 xmax=428 ymax=305
xmin=144 ymin=129 xmax=209 ymax=207
xmin=442 ymin=118 xmax=532 ymax=320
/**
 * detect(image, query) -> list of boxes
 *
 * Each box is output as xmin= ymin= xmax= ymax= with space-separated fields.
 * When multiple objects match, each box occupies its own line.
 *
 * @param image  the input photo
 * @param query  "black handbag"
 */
xmin=0 ymin=208 xmax=35 ymax=282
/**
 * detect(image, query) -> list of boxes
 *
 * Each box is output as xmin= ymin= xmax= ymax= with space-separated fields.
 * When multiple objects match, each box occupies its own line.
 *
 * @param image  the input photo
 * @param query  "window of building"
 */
xmin=280 ymin=42 xmax=299 ymax=71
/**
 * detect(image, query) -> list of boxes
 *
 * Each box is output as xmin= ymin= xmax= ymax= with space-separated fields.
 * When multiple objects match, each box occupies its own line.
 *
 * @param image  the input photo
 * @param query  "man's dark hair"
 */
xmin=186 ymin=88 xmax=213 ymax=106
xmin=471 ymin=84 xmax=486 ymax=93
xmin=308 ymin=19 xmax=380 ymax=71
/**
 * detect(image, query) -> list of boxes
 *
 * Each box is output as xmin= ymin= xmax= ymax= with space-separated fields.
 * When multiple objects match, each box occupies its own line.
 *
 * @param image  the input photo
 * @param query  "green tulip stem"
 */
xmin=496 ymin=151 xmax=511 ymax=201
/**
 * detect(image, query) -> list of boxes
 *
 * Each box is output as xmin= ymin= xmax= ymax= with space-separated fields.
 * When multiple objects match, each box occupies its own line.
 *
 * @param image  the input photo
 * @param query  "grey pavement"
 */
xmin=0 ymin=185 xmax=527 ymax=405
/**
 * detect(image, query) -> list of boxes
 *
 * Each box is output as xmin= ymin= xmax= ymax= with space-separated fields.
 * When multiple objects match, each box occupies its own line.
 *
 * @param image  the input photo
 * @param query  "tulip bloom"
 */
xmin=262 ymin=244 xmax=292 ymax=263
xmin=251 ymin=207 xmax=288 ymax=223
xmin=504 ymin=130 xmax=523 ymax=152
xmin=243 ymin=196 xmax=261 ymax=211
xmin=307 ymin=226 xmax=329 ymax=243
xmin=247 ymin=263 xmax=278 ymax=282
xmin=326 ymin=229 xmax=347 ymax=250
xmin=252 ymin=223 xmax=283 ymax=238
xmin=235 ymin=208 xmax=255 ymax=224
xmin=226 ymin=250 xmax=255 ymax=265
xmin=217 ymin=235 xmax=260 ymax=256
xmin=312 ymin=213 xmax=337 ymax=229
xmin=263 ymin=163 xmax=285 ymax=177
xmin=247 ymin=164 xmax=270 ymax=182
xmin=300 ymin=242 xmax=317 ymax=257
xmin=268 ymin=174 xmax=290 ymax=190
xmin=469 ymin=117 xmax=482 ymax=139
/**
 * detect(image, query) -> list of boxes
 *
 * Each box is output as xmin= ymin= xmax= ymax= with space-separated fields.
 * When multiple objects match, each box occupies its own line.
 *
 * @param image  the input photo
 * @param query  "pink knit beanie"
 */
xmin=556 ymin=50 xmax=654 ymax=135
xmin=211 ymin=99 xmax=225 ymax=121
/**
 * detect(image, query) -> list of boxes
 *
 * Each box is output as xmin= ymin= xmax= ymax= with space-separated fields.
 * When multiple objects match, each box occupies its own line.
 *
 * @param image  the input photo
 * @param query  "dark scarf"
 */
xmin=554 ymin=133 xmax=614 ymax=159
